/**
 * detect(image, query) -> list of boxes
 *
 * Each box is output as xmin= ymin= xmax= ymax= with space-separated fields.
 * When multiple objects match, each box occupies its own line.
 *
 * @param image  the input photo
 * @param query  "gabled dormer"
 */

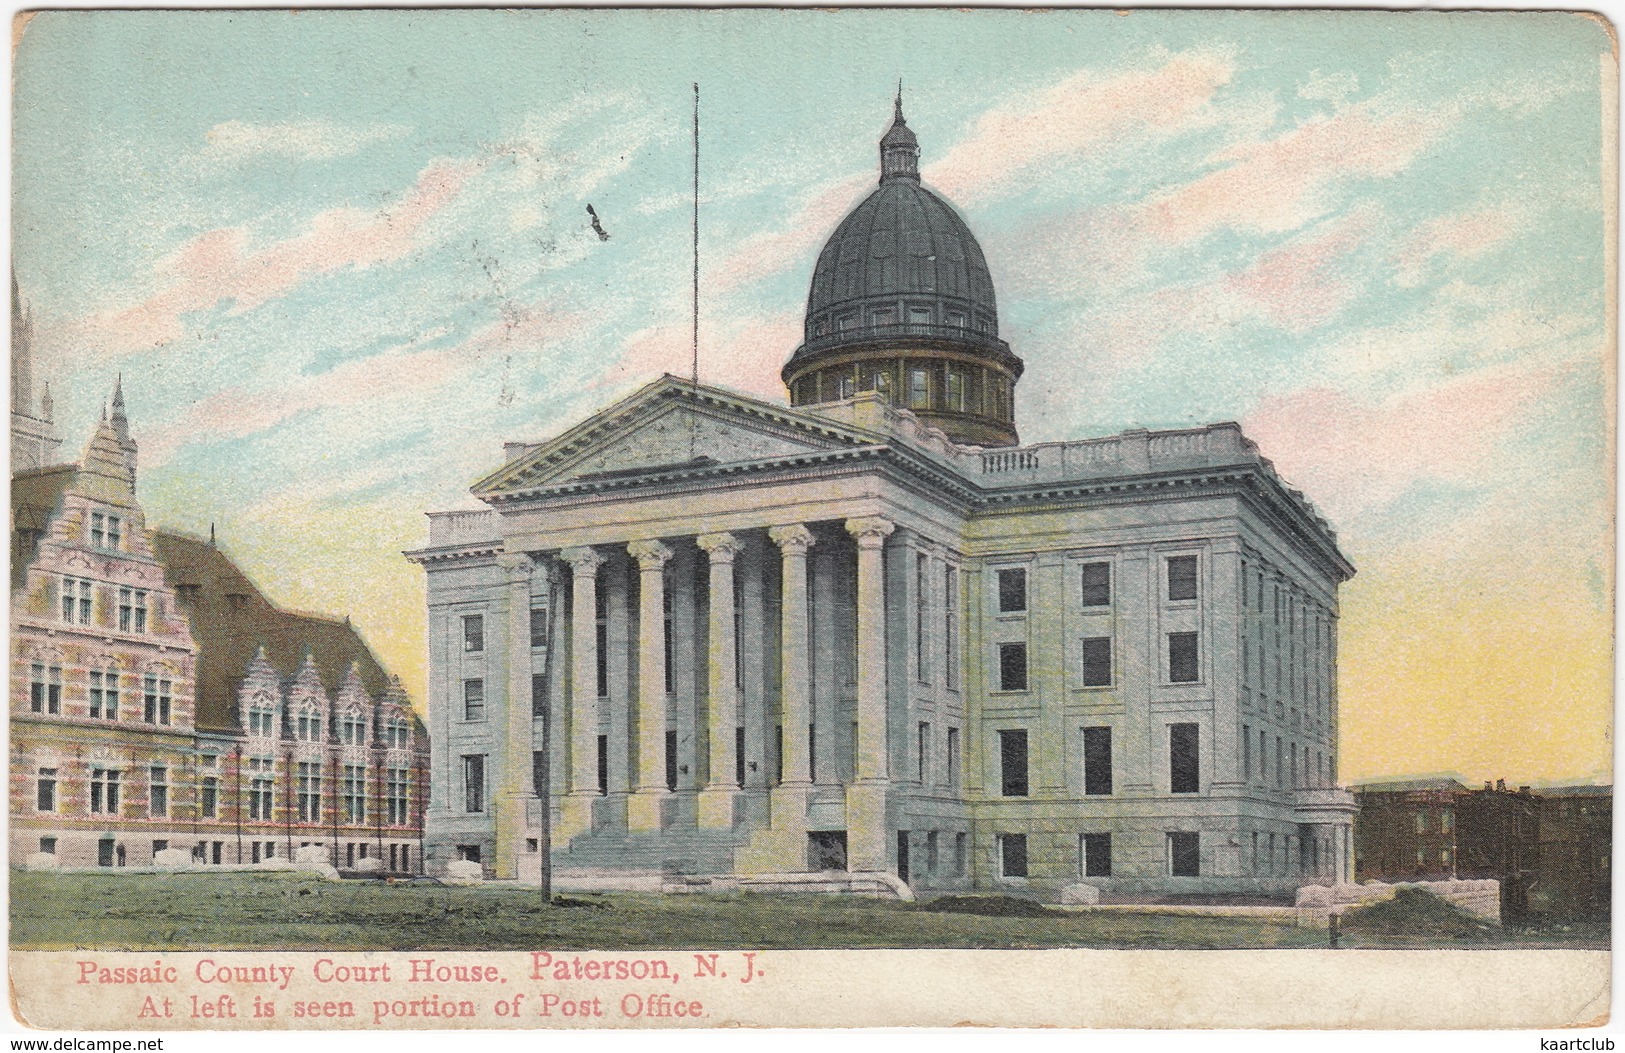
xmin=238 ymin=645 xmax=281 ymax=739
xmin=287 ymin=649 xmax=328 ymax=744
xmin=334 ymin=660 xmax=371 ymax=748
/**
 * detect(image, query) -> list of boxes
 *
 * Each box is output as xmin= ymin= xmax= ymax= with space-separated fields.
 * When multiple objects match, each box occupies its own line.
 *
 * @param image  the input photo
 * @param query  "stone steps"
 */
xmin=554 ymin=826 xmax=754 ymax=875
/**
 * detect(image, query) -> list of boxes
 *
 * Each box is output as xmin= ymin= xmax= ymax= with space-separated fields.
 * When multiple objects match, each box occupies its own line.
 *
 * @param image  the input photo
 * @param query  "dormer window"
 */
xmin=339 ymin=711 xmax=366 ymax=745
xmin=90 ymin=513 xmax=123 ymax=550
xmin=248 ymin=705 xmax=276 ymax=738
xmin=295 ymin=707 xmax=323 ymax=742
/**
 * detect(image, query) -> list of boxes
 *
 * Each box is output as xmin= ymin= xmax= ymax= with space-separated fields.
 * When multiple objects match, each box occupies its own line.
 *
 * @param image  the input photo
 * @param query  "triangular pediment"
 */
xmin=475 ymin=375 xmax=881 ymax=497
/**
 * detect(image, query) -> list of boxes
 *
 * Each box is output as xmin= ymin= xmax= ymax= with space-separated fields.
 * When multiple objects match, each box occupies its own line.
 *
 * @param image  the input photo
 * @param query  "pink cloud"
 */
xmin=1138 ymin=102 xmax=1443 ymax=246
xmin=928 ymin=50 xmax=1236 ymax=205
xmin=705 ymin=174 xmax=871 ymax=297
xmin=1222 ymin=209 xmax=1370 ymax=332
xmin=1241 ymin=356 xmax=1567 ymax=526
xmin=140 ymin=303 xmax=581 ymax=467
xmin=71 ymin=160 xmax=471 ymax=355
xmin=596 ymin=311 xmax=799 ymax=401
xmin=1390 ymin=206 xmax=1519 ymax=286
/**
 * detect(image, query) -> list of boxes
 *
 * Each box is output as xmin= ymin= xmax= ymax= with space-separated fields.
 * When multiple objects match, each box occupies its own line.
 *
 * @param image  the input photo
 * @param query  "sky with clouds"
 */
xmin=13 ymin=10 xmax=1613 ymax=785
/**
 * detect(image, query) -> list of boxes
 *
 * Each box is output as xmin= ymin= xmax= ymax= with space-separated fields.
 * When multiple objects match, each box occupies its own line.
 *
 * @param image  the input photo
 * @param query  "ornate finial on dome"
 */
xmin=879 ymin=86 xmax=919 ymax=184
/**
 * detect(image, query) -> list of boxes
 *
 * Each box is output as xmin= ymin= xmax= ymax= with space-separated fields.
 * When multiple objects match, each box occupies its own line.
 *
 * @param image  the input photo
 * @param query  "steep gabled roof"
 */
xmin=152 ymin=531 xmax=401 ymax=733
xmin=10 ymin=463 xmax=77 ymax=590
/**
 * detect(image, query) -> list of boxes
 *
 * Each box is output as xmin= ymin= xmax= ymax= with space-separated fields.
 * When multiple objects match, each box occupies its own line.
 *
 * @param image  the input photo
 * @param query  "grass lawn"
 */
xmin=12 ymin=871 xmax=1330 ymax=951
xmin=11 ymin=872 xmax=1606 ymax=951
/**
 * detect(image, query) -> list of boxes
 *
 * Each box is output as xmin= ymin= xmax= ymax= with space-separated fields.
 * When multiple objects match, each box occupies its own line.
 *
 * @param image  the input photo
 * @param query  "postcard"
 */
xmin=7 ymin=8 xmax=1614 ymax=1034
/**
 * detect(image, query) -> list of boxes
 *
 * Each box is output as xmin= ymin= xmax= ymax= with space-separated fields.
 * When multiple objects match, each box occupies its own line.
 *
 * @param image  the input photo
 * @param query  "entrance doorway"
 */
xmin=807 ymin=831 xmax=847 ymax=871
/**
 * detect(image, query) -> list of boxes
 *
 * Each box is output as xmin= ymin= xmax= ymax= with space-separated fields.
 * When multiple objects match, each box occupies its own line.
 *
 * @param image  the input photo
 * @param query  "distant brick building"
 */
xmin=1532 ymin=785 xmax=1610 ymax=921
xmin=1354 ymin=778 xmax=1608 ymax=923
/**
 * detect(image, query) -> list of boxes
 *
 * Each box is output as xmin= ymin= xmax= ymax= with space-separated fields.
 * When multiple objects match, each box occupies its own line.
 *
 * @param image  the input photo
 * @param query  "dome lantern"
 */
xmin=783 ymin=92 xmax=1024 ymax=447
xmin=879 ymin=85 xmax=920 ymax=184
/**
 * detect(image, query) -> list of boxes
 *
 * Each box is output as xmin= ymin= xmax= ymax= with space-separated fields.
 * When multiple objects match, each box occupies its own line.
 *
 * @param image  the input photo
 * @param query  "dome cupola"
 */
xmin=783 ymin=90 xmax=1023 ymax=447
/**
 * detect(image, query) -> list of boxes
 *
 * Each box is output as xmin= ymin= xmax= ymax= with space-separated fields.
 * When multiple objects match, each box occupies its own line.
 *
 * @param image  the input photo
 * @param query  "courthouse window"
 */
xmin=1081 ymin=832 xmax=1112 ymax=878
xmin=118 ymin=589 xmax=148 ymax=633
xmin=998 ymin=833 xmax=1028 ymax=879
xmin=1081 ymin=636 xmax=1112 ymax=687
xmin=149 ymin=766 xmax=168 ymax=818
xmin=36 ymin=768 xmax=56 ymax=812
xmin=997 ymin=568 xmax=1027 ymax=613
xmin=462 ymin=755 xmax=486 ymax=814
xmin=1081 ymin=562 xmax=1111 ymax=607
xmin=463 ymin=615 xmax=484 ymax=653
xmin=999 ymin=729 xmax=1029 ymax=797
xmin=998 ymin=643 xmax=1028 ymax=692
xmin=463 ymin=679 xmax=485 ymax=722
xmin=30 ymin=664 xmax=61 ymax=715
xmin=1170 ymin=723 xmax=1200 ymax=794
xmin=1167 ymin=556 xmax=1199 ymax=602
xmin=142 ymin=675 xmax=172 ymax=725
xmin=61 ymin=577 xmax=93 ymax=624
xmin=1168 ymin=632 xmax=1200 ymax=683
xmin=1083 ymin=726 xmax=1113 ymax=796
xmin=1169 ymin=832 xmax=1201 ymax=877
xmin=530 ymin=608 xmax=548 ymax=649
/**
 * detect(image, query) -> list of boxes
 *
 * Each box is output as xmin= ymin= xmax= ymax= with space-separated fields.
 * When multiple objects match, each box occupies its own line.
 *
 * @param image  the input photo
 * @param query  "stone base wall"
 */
xmin=1296 ymin=879 xmax=1501 ymax=924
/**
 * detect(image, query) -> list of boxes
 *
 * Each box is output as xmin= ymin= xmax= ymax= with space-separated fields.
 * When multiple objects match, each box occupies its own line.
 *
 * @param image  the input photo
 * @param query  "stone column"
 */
xmin=768 ymin=524 xmax=816 ymax=828
xmin=627 ymin=539 xmax=673 ymax=831
xmin=845 ymin=516 xmax=894 ymax=872
xmin=697 ymin=532 xmax=741 ymax=828
xmin=559 ymin=546 xmax=603 ymax=841
xmin=493 ymin=552 xmax=536 ymax=882
xmin=672 ymin=547 xmax=700 ymax=798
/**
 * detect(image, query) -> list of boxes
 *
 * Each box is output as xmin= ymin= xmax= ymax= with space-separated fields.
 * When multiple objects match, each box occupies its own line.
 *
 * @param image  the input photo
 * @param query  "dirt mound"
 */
xmin=917 ymin=895 xmax=1061 ymax=918
xmin=1340 ymin=886 xmax=1497 ymax=939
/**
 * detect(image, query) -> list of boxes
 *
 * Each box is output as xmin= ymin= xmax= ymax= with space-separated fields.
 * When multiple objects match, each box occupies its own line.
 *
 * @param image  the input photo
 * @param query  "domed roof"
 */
xmin=804 ymin=180 xmax=998 ymax=329
xmin=790 ymin=91 xmax=1008 ymax=368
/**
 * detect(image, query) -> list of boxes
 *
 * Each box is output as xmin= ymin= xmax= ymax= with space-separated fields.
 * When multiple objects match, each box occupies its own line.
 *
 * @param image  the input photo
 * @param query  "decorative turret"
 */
xmin=783 ymin=91 xmax=1024 ymax=447
xmin=110 ymin=374 xmax=139 ymax=486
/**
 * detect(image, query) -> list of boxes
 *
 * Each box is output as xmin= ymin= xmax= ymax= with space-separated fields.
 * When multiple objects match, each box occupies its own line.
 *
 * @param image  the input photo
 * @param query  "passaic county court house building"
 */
xmin=408 ymin=97 xmax=1356 ymax=898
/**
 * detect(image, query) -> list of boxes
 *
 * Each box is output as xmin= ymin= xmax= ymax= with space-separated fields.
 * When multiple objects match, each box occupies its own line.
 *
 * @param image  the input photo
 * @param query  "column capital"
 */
xmin=768 ymin=524 xmax=816 ymax=556
xmin=561 ymin=546 xmax=605 ymax=577
xmin=496 ymin=551 xmax=534 ymax=580
xmin=697 ymin=532 xmax=743 ymax=564
xmin=845 ymin=516 xmax=896 ymax=549
xmin=627 ymin=538 xmax=674 ymax=570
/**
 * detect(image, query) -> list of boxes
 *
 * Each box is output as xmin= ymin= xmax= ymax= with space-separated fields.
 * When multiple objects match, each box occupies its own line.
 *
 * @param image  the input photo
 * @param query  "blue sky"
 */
xmin=13 ymin=10 xmax=1614 ymax=783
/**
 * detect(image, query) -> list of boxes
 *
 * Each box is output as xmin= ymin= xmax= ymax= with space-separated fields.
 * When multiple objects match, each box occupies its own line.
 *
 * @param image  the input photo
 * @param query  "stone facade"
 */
xmin=409 ymin=381 xmax=1355 ymax=897
xmin=408 ymin=100 xmax=1355 ymax=898
xmin=11 ymin=387 xmax=429 ymax=872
